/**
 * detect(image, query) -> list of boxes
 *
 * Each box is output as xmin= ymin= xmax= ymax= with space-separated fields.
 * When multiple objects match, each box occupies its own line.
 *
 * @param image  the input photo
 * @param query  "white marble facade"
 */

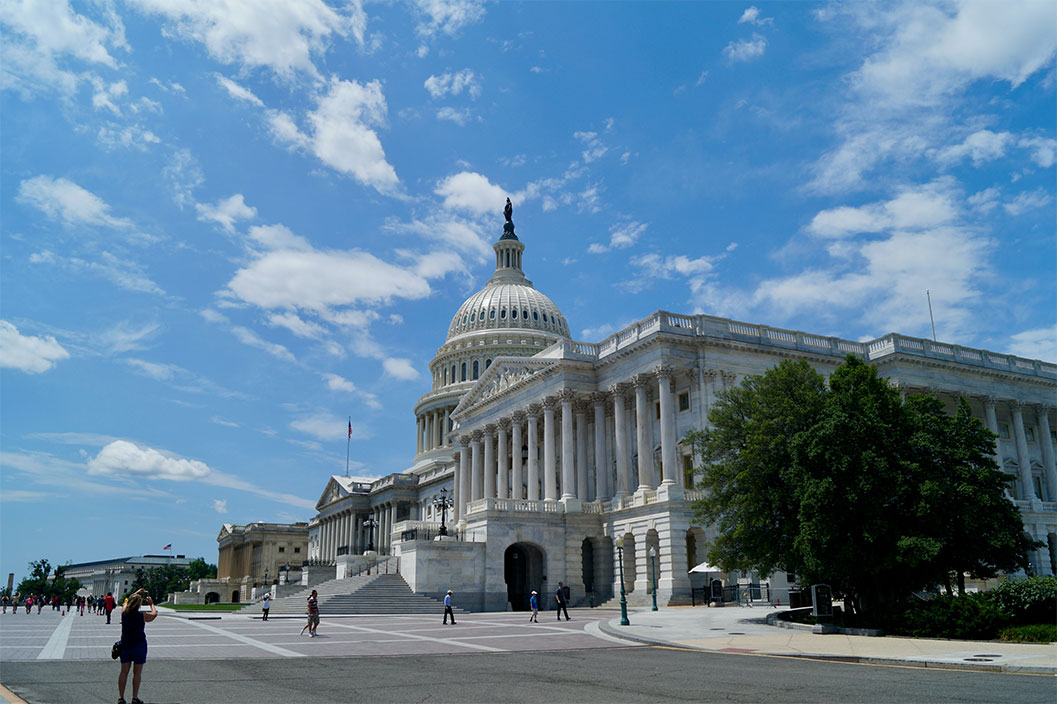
xmin=307 ymin=221 xmax=1057 ymax=611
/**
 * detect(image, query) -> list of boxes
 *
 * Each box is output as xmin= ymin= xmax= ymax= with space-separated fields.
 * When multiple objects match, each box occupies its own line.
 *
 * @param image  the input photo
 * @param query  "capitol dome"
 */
xmin=447 ymin=282 xmax=569 ymax=340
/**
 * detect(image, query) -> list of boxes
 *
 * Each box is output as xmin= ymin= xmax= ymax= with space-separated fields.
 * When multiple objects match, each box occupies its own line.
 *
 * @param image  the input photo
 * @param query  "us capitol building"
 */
xmin=301 ymin=205 xmax=1057 ymax=611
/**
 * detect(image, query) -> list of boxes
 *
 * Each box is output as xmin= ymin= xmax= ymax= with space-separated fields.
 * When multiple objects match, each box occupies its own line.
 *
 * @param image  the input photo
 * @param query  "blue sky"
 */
xmin=2 ymin=1 xmax=1054 ymax=584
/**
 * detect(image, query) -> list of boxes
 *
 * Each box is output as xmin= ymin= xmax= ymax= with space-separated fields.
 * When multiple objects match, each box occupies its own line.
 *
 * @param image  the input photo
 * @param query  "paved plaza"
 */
xmin=0 ymin=607 xmax=632 ymax=662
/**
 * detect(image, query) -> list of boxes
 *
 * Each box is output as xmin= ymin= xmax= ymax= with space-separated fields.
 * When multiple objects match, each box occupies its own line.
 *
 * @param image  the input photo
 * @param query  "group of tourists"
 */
xmin=0 ymin=592 xmax=119 ymax=619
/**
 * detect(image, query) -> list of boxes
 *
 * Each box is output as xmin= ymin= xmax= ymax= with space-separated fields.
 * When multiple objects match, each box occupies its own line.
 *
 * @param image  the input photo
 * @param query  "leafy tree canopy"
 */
xmin=687 ymin=355 xmax=1036 ymax=617
xmin=15 ymin=559 xmax=81 ymax=602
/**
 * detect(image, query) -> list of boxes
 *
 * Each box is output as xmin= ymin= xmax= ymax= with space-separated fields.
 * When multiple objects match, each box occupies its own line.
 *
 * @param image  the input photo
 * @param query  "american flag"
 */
xmin=348 ymin=420 xmax=352 ymax=439
xmin=162 ymin=544 xmax=172 ymax=550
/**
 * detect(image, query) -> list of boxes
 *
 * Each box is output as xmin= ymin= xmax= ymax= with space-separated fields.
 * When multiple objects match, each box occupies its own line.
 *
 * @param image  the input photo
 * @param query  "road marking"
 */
xmin=584 ymin=620 xmax=641 ymax=645
xmin=325 ymin=620 xmax=504 ymax=652
xmin=180 ymin=617 xmax=304 ymax=658
xmin=0 ymin=682 xmax=29 ymax=704
xmin=36 ymin=616 xmax=74 ymax=660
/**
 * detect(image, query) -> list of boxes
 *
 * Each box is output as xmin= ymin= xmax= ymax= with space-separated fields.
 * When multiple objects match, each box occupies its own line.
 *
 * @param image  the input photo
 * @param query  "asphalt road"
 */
xmin=3 ymin=646 xmax=1053 ymax=704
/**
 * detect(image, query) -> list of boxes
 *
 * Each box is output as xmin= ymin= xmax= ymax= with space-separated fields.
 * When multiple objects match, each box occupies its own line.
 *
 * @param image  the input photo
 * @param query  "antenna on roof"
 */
xmin=345 ymin=416 xmax=351 ymax=477
xmin=926 ymin=290 xmax=937 ymax=342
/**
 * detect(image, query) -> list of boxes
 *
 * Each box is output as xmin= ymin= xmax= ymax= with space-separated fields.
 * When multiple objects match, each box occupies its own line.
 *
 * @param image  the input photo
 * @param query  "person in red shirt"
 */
xmin=104 ymin=592 xmax=116 ymax=624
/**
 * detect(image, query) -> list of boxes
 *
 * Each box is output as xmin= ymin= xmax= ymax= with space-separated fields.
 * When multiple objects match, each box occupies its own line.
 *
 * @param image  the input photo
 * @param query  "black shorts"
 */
xmin=120 ymin=641 xmax=147 ymax=665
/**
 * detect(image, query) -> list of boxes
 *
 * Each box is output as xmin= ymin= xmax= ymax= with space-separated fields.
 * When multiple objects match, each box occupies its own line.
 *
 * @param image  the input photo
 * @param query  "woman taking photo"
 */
xmin=118 ymin=589 xmax=157 ymax=704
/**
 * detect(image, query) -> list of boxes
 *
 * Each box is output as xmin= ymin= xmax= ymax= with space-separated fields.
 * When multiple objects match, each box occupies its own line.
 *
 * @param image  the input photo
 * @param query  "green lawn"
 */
xmin=164 ymin=603 xmax=247 ymax=611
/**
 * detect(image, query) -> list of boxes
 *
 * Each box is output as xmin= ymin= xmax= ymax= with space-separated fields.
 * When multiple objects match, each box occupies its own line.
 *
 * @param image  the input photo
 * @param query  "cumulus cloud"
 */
xmin=0 ymin=321 xmax=70 ymax=373
xmin=588 ymin=221 xmax=647 ymax=254
xmin=1006 ymin=326 xmax=1057 ymax=361
xmin=1003 ymin=188 xmax=1051 ymax=216
xmin=738 ymin=6 xmax=773 ymax=26
xmin=435 ymin=106 xmax=473 ymax=125
xmin=213 ymin=498 xmax=228 ymax=514
xmin=807 ymin=179 xmax=960 ymax=238
xmin=434 ymin=171 xmax=507 ymax=215
xmin=17 ymin=175 xmax=132 ymax=228
xmin=412 ymin=0 xmax=487 ymax=38
xmin=573 ymin=130 xmax=607 ymax=163
xmin=724 ymin=34 xmax=767 ymax=62
xmin=128 ymin=0 xmax=366 ymax=79
xmin=1018 ymin=135 xmax=1057 ymax=168
xmin=424 ymin=68 xmax=481 ymax=99
xmin=270 ymin=77 xmax=399 ymax=194
xmin=291 ymin=413 xmax=370 ymax=441
xmin=196 ymin=193 xmax=257 ymax=232
xmin=383 ymin=357 xmax=419 ymax=380
xmin=88 ymin=440 xmax=211 ymax=481
xmin=936 ymin=130 xmax=1013 ymax=166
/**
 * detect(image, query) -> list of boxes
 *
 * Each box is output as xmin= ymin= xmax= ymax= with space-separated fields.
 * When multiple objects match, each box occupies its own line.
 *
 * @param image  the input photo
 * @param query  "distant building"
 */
xmin=217 ymin=522 xmax=309 ymax=586
xmin=304 ymin=214 xmax=1056 ymax=611
xmin=61 ymin=555 xmax=192 ymax=599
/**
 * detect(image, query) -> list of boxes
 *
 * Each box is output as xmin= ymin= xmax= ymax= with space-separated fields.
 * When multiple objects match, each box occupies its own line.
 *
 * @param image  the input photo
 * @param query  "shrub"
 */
xmin=999 ymin=624 xmax=1057 ymax=644
xmin=896 ymin=593 xmax=1007 ymax=640
xmin=986 ymin=576 xmax=1057 ymax=626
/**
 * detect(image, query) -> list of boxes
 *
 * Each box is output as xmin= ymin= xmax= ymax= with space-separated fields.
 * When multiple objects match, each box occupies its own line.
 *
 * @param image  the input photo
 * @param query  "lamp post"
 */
xmin=648 ymin=546 xmax=658 ymax=611
xmin=433 ymin=488 xmax=454 ymax=536
xmin=362 ymin=516 xmax=378 ymax=553
xmin=615 ymin=536 xmax=630 ymax=626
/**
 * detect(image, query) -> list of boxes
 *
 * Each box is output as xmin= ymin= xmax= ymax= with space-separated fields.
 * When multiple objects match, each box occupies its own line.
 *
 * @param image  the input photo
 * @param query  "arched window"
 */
xmin=472 ymin=360 xmax=479 ymax=379
xmin=533 ymin=311 xmax=539 ymax=321
xmin=512 ymin=309 xmax=518 ymax=319
xmin=500 ymin=309 xmax=506 ymax=319
xmin=451 ymin=364 xmax=456 ymax=383
xmin=461 ymin=363 xmax=467 ymax=381
xmin=490 ymin=309 xmax=495 ymax=319
xmin=505 ymin=251 xmax=510 ymax=267
xmin=542 ymin=313 xmax=548 ymax=322
xmin=470 ymin=312 xmax=476 ymax=322
xmin=485 ymin=359 xmax=491 ymax=368
xmin=523 ymin=309 xmax=528 ymax=319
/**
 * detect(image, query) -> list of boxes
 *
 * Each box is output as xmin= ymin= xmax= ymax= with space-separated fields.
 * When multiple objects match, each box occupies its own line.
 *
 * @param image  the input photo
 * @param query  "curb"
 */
xmin=596 ymin=619 xmax=1056 ymax=675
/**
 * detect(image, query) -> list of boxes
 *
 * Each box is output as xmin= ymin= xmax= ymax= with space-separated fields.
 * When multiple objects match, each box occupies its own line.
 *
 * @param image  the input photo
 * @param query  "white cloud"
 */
xmin=588 ymin=221 xmax=648 ymax=254
xmin=1018 ymin=135 xmax=1057 ymax=168
xmin=383 ymin=357 xmax=419 ymax=380
xmin=225 ymin=248 xmax=431 ymax=311
xmin=215 ymin=74 xmax=264 ymax=106
xmin=412 ymin=0 xmax=487 ymax=38
xmin=424 ymin=69 xmax=482 ymax=99
xmin=88 ymin=440 xmax=211 ymax=481
xmin=196 ymin=194 xmax=257 ymax=232
xmin=128 ymin=0 xmax=365 ymax=79
xmin=291 ymin=413 xmax=370 ymax=441
xmin=124 ymin=357 xmax=247 ymax=399
xmin=936 ymin=130 xmax=1013 ymax=166
xmin=434 ymin=171 xmax=507 ymax=215
xmin=1006 ymin=326 xmax=1057 ymax=361
xmin=247 ymin=223 xmax=312 ymax=251
xmin=573 ymin=130 xmax=607 ymax=163
xmin=231 ymin=326 xmax=296 ymax=362
xmin=1003 ymin=188 xmax=1051 ymax=216
xmin=269 ymin=312 xmax=326 ymax=339
xmin=30 ymin=250 xmax=165 ymax=296
xmin=323 ymin=373 xmax=356 ymax=392
xmin=164 ymin=149 xmax=205 ymax=209
xmin=807 ymin=180 xmax=960 ymax=238
xmin=213 ymin=498 xmax=228 ymax=514
xmin=738 ymin=6 xmax=773 ymax=26
xmin=17 ymin=175 xmax=132 ymax=228
xmin=97 ymin=124 xmax=161 ymax=151
xmin=271 ymin=77 xmax=399 ymax=194
xmin=723 ymin=33 xmax=767 ymax=62
xmin=624 ymin=252 xmax=724 ymax=296
xmin=580 ymin=323 xmax=618 ymax=340
xmin=436 ymin=106 xmax=473 ymax=125
xmin=0 ymin=321 xmax=70 ymax=373
xmin=98 ymin=321 xmax=160 ymax=354
xmin=210 ymin=416 xmax=239 ymax=428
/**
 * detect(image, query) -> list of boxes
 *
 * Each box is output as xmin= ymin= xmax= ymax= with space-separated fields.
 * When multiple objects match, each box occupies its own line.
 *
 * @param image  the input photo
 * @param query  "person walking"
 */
xmin=261 ymin=593 xmax=270 ymax=621
xmin=301 ymin=590 xmax=320 ymax=637
xmin=528 ymin=591 xmax=538 ymax=623
xmin=1 ymin=594 xmax=8 ymax=614
xmin=104 ymin=592 xmax=116 ymax=624
xmin=555 ymin=582 xmax=570 ymax=621
xmin=117 ymin=589 xmax=157 ymax=704
xmin=443 ymin=590 xmax=456 ymax=625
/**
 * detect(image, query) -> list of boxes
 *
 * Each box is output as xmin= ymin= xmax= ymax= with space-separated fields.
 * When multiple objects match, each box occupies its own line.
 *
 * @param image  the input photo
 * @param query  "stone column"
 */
xmin=1035 ymin=406 xmax=1056 ymax=502
xmin=702 ymin=369 xmax=717 ymax=429
xmin=458 ymin=438 xmax=471 ymax=527
xmin=593 ymin=392 xmax=608 ymax=500
xmin=983 ymin=396 xmax=1002 ymax=468
xmin=511 ymin=412 xmax=524 ymax=501
xmin=634 ymin=375 xmax=652 ymax=491
xmin=612 ymin=385 xmax=630 ymax=497
xmin=353 ymin=512 xmax=361 ymax=553
xmin=1010 ymin=401 xmax=1037 ymax=500
xmin=434 ymin=411 xmax=443 ymax=449
xmin=576 ymin=400 xmax=589 ymax=500
xmin=527 ymin=406 xmax=541 ymax=501
xmin=442 ymin=408 xmax=450 ymax=447
xmin=484 ymin=424 xmax=497 ymax=500
xmin=452 ymin=451 xmax=462 ymax=526
xmin=471 ymin=431 xmax=483 ymax=501
xmin=560 ymin=390 xmax=576 ymax=500
xmin=543 ymin=397 xmax=558 ymax=501
xmin=416 ymin=416 xmax=423 ymax=455
xmin=657 ymin=366 xmax=677 ymax=486
xmin=497 ymin=418 xmax=510 ymax=499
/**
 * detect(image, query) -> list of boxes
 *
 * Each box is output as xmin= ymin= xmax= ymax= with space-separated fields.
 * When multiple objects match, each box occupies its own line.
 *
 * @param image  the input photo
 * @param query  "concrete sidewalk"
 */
xmin=597 ymin=605 xmax=1057 ymax=675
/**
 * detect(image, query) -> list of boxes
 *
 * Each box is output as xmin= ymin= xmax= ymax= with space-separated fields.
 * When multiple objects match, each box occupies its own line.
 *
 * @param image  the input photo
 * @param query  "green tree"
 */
xmin=16 ymin=559 xmax=52 ymax=597
xmin=49 ymin=565 xmax=82 ymax=603
xmin=187 ymin=557 xmax=217 ymax=581
xmin=689 ymin=354 xmax=1036 ymax=618
xmin=130 ymin=564 xmax=191 ymax=601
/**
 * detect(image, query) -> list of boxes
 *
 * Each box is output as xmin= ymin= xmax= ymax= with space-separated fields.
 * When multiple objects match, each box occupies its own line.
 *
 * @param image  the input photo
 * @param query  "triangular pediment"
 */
xmin=315 ymin=476 xmax=348 ymax=510
xmin=453 ymin=357 xmax=557 ymax=418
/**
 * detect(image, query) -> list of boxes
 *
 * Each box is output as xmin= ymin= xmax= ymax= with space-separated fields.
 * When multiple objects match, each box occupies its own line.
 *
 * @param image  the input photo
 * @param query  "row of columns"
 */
xmin=416 ymin=404 xmax=457 ymax=455
xmin=454 ymin=366 xmax=689 ymax=521
xmin=317 ymin=501 xmax=406 ymax=560
xmin=982 ymin=399 xmax=1056 ymax=502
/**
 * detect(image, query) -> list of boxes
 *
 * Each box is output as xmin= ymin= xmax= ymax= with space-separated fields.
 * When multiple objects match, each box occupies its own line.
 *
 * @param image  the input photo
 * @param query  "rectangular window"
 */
xmin=1034 ymin=475 xmax=1045 ymax=500
xmin=1051 ymin=430 xmax=1057 ymax=444
xmin=678 ymin=391 xmax=690 ymax=412
xmin=682 ymin=454 xmax=695 ymax=489
xmin=294 ymin=547 xmax=301 ymax=553
xmin=1005 ymin=475 xmax=1019 ymax=500
xmin=278 ymin=546 xmax=285 ymax=553
xmin=655 ymin=401 xmax=660 ymax=419
xmin=786 ymin=571 xmax=796 ymax=583
xmin=1025 ymin=427 xmax=1036 ymax=442
xmin=999 ymin=423 xmax=1011 ymax=439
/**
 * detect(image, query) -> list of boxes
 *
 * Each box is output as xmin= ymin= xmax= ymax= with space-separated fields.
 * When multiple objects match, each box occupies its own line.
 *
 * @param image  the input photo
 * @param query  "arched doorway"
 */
xmin=581 ymin=538 xmax=595 ymax=598
xmin=505 ymin=543 xmax=545 ymax=611
xmin=204 ymin=592 xmax=220 ymax=604
xmin=230 ymin=590 xmax=241 ymax=603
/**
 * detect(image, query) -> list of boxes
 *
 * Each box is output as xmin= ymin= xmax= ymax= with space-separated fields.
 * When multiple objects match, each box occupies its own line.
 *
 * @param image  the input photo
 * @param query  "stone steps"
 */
xmin=245 ymin=573 xmax=467 ymax=615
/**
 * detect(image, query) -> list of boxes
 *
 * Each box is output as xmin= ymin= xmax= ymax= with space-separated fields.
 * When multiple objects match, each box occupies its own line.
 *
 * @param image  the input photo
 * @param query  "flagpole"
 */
xmin=346 ymin=417 xmax=351 ymax=478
